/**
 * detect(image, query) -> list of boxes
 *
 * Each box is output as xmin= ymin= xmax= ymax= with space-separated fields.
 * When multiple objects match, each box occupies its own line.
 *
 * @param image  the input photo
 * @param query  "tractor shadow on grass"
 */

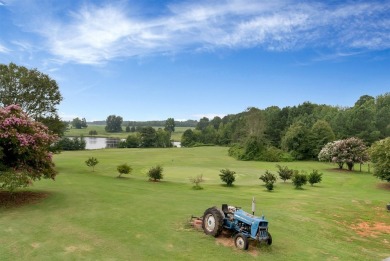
xmin=0 ymin=190 xmax=50 ymax=209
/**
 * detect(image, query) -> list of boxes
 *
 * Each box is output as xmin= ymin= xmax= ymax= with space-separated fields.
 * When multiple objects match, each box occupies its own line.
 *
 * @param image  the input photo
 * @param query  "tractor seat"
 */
xmin=222 ymin=204 xmax=229 ymax=215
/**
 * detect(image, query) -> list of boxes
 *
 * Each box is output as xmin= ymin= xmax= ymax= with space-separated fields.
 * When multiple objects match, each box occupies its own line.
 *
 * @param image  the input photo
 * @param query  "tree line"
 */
xmin=181 ymin=94 xmax=390 ymax=162
xmin=88 ymin=119 xmax=197 ymax=127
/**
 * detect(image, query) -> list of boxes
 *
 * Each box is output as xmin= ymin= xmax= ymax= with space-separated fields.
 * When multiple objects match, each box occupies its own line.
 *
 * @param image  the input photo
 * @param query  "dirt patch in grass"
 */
xmin=350 ymin=221 xmax=390 ymax=238
xmin=0 ymin=191 xmax=50 ymax=208
xmin=377 ymin=183 xmax=390 ymax=191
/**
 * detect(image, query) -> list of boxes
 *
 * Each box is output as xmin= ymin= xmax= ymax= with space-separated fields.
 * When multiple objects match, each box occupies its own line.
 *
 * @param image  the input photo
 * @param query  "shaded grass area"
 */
xmin=1 ymin=147 xmax=389 ymax=260
xmin=0 ymin=191 xmax=50 ymax=208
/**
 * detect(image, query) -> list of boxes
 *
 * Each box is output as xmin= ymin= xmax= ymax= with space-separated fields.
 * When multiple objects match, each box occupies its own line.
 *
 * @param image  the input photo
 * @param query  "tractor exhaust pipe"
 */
xmin=252 ymin=197 xmax=255 ymax=215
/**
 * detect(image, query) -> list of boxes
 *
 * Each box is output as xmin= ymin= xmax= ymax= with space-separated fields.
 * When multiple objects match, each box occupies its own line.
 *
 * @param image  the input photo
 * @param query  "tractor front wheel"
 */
xmin=234 ymin=233 xmax=249 ymax=250
xmin=202 ymin=207 xmax=223 ymax=237
xmin=267 ymin=232 xmax=272 ymax=245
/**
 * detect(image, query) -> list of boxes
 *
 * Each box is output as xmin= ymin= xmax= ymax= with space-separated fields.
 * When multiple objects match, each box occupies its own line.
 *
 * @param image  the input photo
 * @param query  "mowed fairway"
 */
xmin=1 ymin=147 xmax=389 ymax=260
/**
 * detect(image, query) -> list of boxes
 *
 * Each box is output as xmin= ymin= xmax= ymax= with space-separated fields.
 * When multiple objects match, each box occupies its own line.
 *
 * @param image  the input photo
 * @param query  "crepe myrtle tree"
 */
xmin=0 ymin=105 xmax=58 ymax=191
xmin=318 ymin=137 xmax=369 ymax=170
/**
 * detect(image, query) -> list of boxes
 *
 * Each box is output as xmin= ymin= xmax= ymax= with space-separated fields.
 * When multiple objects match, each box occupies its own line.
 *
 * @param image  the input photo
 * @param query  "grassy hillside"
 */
xmin=65 ymin=125 xmax=191 ymax=141
xmin=1 ymin=147 xmax=389 ymax=260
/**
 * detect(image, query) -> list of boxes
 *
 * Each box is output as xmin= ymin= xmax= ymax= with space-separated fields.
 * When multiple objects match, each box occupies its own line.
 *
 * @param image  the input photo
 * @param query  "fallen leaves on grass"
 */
xmin=377 ymin=183 xmax=390 ymax=191
xmin=0 ymin=191 xmax=49 ymax=208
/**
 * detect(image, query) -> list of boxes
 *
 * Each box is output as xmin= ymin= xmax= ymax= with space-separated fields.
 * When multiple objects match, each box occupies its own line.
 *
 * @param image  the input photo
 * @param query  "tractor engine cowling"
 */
xmin=233 ymin=209 xmax=269 ymax=239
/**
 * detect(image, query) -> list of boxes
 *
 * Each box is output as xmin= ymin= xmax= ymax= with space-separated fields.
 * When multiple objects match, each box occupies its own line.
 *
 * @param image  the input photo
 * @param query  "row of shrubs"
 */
xmin=259 ymin=166 xmax=323 ymax=191
xmin=219 ymin=165 xmax=323 ymax=191
xmin=85 ymin=158 xmax=322 ymax=191
xmin=85 ymin=157 xmax=163 ymax=181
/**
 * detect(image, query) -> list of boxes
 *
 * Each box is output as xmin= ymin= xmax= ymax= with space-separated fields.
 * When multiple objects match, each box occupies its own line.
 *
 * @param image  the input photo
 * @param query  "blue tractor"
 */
xmin=202 ymin=204 xmax=272 ymax=250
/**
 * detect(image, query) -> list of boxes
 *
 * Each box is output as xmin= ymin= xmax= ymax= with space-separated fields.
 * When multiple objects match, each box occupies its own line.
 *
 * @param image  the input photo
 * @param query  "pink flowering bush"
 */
xmin=0 ymin=105 xmax=58 ymax=191
xmin=318 ymin=137 xmax=369 ymax=170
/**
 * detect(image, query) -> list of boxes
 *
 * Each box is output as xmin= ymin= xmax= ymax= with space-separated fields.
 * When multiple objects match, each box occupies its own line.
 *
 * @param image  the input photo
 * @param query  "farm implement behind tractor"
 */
xmin=193 ymin=200 xmax=272 ymax=250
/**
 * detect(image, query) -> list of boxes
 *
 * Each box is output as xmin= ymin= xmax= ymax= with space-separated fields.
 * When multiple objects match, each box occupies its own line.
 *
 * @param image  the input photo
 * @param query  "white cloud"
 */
xmin=193 ymin=113 xmax=226 ymax=120
xmin=0 ymin=43 xmax=9 ymax=53
xmin=12 ymin=0 xmax=390 ymax=64
xmin=59 ymin=112 xmax=79 ymax=121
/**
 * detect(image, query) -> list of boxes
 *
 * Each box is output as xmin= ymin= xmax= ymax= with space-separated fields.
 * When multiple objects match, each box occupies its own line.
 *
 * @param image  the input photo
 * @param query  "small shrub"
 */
xmin=276 ymin=164 xmax=293 ymax=182
xmin=117 ymin=163 xmax=132 ymax=178
xmin=308 ymin=170 xmax=323 ymax=186
xmin=219 ymin=169 xmax=236 ymax=186
xmin=259 ymin=170 xmax=277 ymax=191
xmin=85 ymin=157 xmax=99 ymax=172
xmin=265 ymin=182 xmax=274 ymax=191
xmin=292 ymin=170 xmax=308 ymax=189
xmin=148 ymin=165 xmax=163 ymax=181
xmin=189 ymin=174 xmax=204 ymax=190
xmin=259 ymin=170 xmax=277 ymax=184
xmin=89 ymin=130 xmax=98 ymax=135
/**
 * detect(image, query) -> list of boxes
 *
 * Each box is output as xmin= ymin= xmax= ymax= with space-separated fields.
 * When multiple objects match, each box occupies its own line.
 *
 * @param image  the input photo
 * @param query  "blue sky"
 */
xmin=0 ymin=0 xmax=389 ymax=121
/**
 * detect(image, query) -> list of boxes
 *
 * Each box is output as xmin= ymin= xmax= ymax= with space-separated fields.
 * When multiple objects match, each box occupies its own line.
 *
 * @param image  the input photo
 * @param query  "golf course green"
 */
xmin=1 ymin=147 xmax=389 ymax=260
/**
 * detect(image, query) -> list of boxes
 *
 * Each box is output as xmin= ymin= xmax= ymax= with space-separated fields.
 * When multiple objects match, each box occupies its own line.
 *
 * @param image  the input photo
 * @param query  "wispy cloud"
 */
xmin=7 ymin=0 xmax=390 ymax=64
xmin=0 ymin=43 xmax=9 ymax=53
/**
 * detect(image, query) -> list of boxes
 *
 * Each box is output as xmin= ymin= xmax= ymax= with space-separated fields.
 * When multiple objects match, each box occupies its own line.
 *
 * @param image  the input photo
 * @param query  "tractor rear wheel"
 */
xmin=267 ymin=232 xmax=272 ymax=245
xmin=234 ymin=233 xmax=249 ymax=250
xmin=202 ymin=207 xmax=223 ymax=237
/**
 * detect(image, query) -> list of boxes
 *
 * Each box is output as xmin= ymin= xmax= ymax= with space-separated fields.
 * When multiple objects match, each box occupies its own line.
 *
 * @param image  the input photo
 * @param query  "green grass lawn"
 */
xmin=1 ymin=147 xmax=389 ymax=260
xmin=65 ymin=125 xmax=191 ymax=141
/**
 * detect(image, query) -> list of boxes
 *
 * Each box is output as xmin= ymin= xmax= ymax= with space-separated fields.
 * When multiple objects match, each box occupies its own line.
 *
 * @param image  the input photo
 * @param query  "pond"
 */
xmin=81 ymin=137 xmax=181 ymax=149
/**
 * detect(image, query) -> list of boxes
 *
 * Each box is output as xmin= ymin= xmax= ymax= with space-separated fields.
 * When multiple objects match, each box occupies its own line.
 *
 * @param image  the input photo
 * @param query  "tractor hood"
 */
xmin=234 ymin=209 xmax=269 ymax=235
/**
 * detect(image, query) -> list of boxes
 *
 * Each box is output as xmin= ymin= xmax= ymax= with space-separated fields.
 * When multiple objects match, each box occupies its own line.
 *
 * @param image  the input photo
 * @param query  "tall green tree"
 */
xmin=0 ymin=63 xmax=62 ymax=118
xmin=217 ymin=122 xmax=232 ymax=145
xmin=196 ymin=117 xmax=210 ymax=131
xmin=210 ymin=116 xmax=222 ymax=130
xmin=36 ymin=115 xmax=67 ymax=137
xmin=139 ymin=127 xmax=157 ymax=147
xmin=125 ymin=135 xmax=140 ymax=148
xmin=375 ymin=93 xmax=390 ymax=138
xmin=245 ymin=107 xmax=266 ymax=139
xmin=202 ymin=125 xmax=218 ymax=144
xmin=156 ymin=128 xmax=172 ymax=148
xmin=181 ymin=129 xmax=196 ymax=147
xmin=309 ymin=120 xmax=335 ymax=158
xmin=281 ymin=121 xmax=310 ymax=160
xmin=105 ymin=115 xmax=123 ymax=132
xmin=370 ymin=137 xmax=390 ymax=182
xmin=164 ymin=118 xmax=175 ymax=133
xmin=346 ymin=95 xmax=378 ymax=143
xmin=72 ymin=117 xmax=83 ymax=129
xmin=81 ymin=118 xmax=88 ymax=128
xmin=264 ymin=106 xmax=284 ymax=147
